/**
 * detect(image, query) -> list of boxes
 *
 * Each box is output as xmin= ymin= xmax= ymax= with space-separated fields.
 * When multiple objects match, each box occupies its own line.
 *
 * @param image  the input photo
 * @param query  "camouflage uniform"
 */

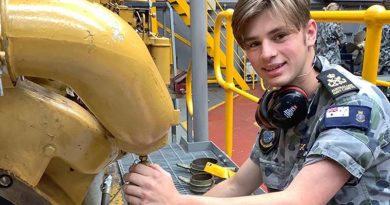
xmin=379 ymin=24 xmax=390 ymax=74
xmin=251 ymin=56 xmax=390 ymax=204
xmin=316 ymin=23 xmax=346 ymax=65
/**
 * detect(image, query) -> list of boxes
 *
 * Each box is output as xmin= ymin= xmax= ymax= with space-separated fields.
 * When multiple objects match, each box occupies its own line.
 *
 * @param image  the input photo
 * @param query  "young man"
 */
xmin=123 ymin=0 xmax=390 ymax=204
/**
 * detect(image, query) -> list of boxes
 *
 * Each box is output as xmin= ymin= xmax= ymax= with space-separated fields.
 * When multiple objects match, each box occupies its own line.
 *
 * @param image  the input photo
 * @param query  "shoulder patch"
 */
xmin=317 ymin=69 xmax=359 ymax=99
xmin=259 ymin=129 xmax=280 ymax=154
xmin=323 ymin=105 xmax=371 ymax=131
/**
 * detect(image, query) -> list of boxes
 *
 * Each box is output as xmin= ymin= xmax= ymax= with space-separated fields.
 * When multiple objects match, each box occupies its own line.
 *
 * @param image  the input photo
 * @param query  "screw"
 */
xmin=0 ymin=175 xmax=12 ymax=188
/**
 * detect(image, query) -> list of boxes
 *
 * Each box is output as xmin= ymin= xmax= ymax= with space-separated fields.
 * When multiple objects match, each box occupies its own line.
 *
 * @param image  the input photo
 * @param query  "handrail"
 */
xmin=207 ymin=0 xmax=254 ymax=86
xmin=206 ymin=12 xmax=246 ymax=70
xmin=214 ymin=9 xmax=259 ymax=157
xmin=214 ymin=5 xmax=390 ymax=157
xmin=157 ymin=22 xmax=192 ymax=46
xmin=214 ymin=10 xmax=260 ymax=102
xmin=206 ymin=10 xmax=242 ymax=60
xmin=311 ymin=5 xmax=390 ymax=85
xmin=377 ymin=80 xmax=390 ymax=87
xmin=186 ymin=62 xmax=194 ymax=116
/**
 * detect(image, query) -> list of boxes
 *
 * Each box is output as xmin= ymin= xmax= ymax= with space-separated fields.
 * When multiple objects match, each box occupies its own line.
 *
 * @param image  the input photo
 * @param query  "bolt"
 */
xmin=44 ymin=144 xmax=56 ymax=156
xmin=139 ymin=155 xmax=150 ymax=165
xmin=0 ymin=175 xmax=12 ymax=188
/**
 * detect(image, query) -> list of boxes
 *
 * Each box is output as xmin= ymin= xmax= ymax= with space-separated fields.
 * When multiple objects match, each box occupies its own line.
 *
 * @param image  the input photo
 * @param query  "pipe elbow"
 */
xmin=1 ymin=0 xmax=178 ymax=154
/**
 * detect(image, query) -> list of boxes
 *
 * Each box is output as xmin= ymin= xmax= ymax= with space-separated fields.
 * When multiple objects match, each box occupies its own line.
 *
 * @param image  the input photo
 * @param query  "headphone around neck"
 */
xmin=255 ymin=56 xmax=322 ymax=129
xmin=255 ymin=56 xmax=322 ymax=130
xmin=255 ymin=86 xmax=309 ymax=130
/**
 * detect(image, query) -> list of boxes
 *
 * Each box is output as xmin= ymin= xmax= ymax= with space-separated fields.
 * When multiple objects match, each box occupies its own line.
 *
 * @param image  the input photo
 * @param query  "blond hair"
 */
xmin=232 ymin=0 xmax=311 ymax=48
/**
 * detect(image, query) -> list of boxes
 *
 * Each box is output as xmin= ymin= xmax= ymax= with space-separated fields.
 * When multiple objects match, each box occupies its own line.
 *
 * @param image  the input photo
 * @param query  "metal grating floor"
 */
xmin=118 ymin=143 xmax=230 ymax=195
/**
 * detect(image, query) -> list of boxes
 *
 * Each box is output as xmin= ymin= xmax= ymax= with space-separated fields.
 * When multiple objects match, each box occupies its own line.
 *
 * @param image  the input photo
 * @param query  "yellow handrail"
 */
xmin=186 ymin=61 xmax=218 ymax=117
xmin=206 ymin=10 xmax=245 ymax=68
xmin=207 ymin=0 xmax=254 ymax=85
xmin=214 ymin=5 xmax=390 ymax=157
xmin=311 ymin=5 xmax=390 ymax=85
xmin=186 ymin=61 xmax=194 ymax=116
xmin=214 ymin=9 xmax=260 ymax=157
xmin=214 ymin=10 xmax=260 ymax=101
xmin=157 ymin=22 xmax=192 ymax=47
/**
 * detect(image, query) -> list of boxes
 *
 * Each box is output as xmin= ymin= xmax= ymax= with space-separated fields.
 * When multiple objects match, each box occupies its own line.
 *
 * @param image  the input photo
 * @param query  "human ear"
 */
xmin=305 ymin=19 xmax=317 ymax=47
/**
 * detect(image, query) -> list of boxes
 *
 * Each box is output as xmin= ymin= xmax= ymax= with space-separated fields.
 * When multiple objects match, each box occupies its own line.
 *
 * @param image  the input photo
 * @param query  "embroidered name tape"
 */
xmin=323 ymin=105 xmax=371 ymax=131
xmin=317 ymin=69 xmax=359 ymax=99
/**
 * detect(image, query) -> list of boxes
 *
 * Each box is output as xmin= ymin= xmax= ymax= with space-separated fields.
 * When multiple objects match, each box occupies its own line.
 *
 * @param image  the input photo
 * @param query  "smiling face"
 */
xmin=243 ymin=11 xmax=317 ymax=88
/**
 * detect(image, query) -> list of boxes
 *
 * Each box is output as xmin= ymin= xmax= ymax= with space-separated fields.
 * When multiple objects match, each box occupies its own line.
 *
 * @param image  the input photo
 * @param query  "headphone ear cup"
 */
xmin=255 ymin=90 xmax=275 ymax=129
xmin=268 ymin=86 xmax=309 ymax=129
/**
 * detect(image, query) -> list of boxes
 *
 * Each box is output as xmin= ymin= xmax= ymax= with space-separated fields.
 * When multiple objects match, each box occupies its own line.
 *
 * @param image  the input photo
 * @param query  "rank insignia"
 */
xmin=259 ymin=129 xmax=280 ymax=154
xmin=317 ymin=69 xmax=359 ymax=99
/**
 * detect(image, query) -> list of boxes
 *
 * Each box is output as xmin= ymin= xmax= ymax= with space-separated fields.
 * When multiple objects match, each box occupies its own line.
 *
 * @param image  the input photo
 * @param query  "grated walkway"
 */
xmin=118 ymin=142 xmax=234 ymax=195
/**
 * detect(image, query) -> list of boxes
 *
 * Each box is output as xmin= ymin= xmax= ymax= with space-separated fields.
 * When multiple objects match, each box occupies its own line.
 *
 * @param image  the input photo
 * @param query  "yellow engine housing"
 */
xmin=0 ymin=0 xmax=179 ymax=204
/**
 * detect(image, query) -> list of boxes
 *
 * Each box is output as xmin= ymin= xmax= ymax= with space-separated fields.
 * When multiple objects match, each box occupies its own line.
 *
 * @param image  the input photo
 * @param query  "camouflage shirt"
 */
xmin=379 ymin=24 xmax=390 ymax=69
xmin=316 ymin=22 xmax=346 ymax=65
xmin=251 ymin=56 xmax=390 ymax=204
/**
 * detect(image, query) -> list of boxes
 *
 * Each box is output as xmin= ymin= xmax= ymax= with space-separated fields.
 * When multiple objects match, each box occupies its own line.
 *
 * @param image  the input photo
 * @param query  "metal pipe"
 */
xmin=213 ymin=10 xmax=260 ymax=103
xmin=100 ymin=174 xmax=112 ymax=205
xmin=190 ymin=0 xmax=208 ymax=142
xmin=186 ymin=107 xmax=193 ymax=142
xmin=224 ymin=12 xmax=234 ymax=157
xmin=213 ymin=9 xmax=234 ymax=157
xmin=162 ymin=6 xmax=167 ymax=37
xmin=167 ymin=2 xmax=177 ymax=77
xmin=166 ymin=2 xmax=179 ymax=143
xmin=1 ymin=0 xmax=179 ymax=155
xmin=214 ymin=10 xmax=256 ymax=156
xmin=186 ymin=63 xmax=193 ymax=142
xmin=361 ymin=6 xmax=384 ymax=83
xmin=311 ymin=5 xmax=390 ymax=84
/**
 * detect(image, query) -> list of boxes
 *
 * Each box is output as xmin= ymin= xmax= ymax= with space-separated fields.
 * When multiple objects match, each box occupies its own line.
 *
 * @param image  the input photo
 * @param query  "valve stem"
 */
xmin=139 ymin=155 xmax=150 ymax=164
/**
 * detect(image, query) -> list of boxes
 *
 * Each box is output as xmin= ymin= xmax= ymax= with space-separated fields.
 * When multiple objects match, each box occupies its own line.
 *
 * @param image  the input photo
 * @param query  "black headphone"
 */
xmin=255 ymin=86 xmax=309 ymax=129
xmin=255 ymin=56 xmax=322 ymax=130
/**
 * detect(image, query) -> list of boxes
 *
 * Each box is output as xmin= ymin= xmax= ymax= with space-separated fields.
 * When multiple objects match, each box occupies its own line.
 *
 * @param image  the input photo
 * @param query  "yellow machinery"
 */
xmin=0 ymin=0 xmax=179 ymax=204
xmin=101 ymin=0 xmax=172 ymax=85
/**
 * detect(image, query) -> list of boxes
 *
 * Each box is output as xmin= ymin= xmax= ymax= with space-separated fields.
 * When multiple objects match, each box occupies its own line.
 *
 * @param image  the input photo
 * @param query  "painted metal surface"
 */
xmin=0 ymin=80 xmax=116 ymax=204
xmin=1 ymin=0 xmax=180 ymax=155
xmin=0 ymin=0 xmax=179 ymax=204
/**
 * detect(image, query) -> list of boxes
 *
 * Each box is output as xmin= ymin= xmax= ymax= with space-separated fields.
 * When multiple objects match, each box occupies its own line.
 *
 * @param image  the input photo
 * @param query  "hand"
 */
xmin=123 ymin=163 xmax=181 ymax=205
